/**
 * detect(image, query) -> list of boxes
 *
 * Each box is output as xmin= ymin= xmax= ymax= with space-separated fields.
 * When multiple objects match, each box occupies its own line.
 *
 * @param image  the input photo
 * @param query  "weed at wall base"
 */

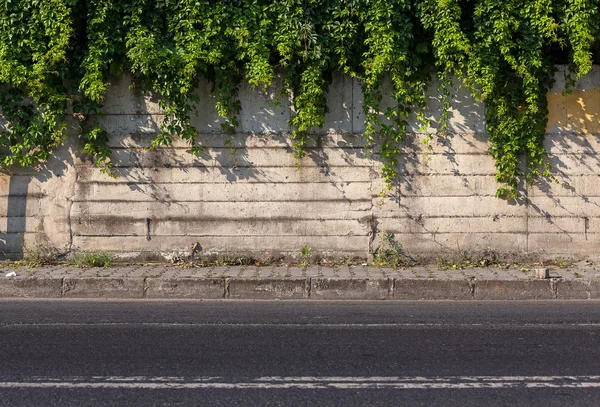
xmin=68 ymin=252 xmax=113 ymax=268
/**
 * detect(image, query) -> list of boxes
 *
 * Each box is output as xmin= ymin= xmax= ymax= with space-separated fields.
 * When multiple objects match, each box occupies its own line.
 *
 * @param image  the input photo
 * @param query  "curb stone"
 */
xmin=0 ymin=277 xmax=62 ymax=298
xmin=2 ymin=266 xmax=600 ymax=300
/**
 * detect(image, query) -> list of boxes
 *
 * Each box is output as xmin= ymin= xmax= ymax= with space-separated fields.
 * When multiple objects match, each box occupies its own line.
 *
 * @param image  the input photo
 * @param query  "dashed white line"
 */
xmin=1 ymin=376 xmax=600 ymax=390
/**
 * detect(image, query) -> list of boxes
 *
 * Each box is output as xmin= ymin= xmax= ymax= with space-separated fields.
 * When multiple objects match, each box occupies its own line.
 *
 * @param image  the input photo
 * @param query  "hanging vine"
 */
xmin=0 ymin=0 xmax=598 ymax=197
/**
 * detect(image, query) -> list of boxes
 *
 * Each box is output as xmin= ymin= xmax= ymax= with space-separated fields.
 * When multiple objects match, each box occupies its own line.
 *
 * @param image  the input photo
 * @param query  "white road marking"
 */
xmin=1 ymin=376 xmax=600 ymax=390
xmin=2 ymin=322 xmax=600 ymax=328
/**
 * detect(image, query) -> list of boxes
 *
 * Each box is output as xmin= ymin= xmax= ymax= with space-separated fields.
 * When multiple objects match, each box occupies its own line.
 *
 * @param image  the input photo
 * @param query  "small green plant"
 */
xmin=300 ymin=245 xmax=312 ymax=269
xmin=437 ymin=251 xmax=502 ymax=271
xmin=372 ymin=232 xmax=413 ymax=268
xmin=17 ymin=247 xmax=59 ymax=268
xmin=68 ymin=252 xmax=113 ymax=268
xmin=178 ymin=254 xmax=264 ymax=268
xmin=437 ymin=258 xmax=458 ymax=271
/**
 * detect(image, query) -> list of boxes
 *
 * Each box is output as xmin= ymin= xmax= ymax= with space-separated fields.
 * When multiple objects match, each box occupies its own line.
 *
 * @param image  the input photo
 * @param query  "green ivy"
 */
xmin=0 ymin=0 xmax=598 ymax=197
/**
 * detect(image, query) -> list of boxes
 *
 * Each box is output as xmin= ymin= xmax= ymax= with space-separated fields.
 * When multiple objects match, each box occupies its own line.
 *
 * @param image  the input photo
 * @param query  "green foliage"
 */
xmin=420 ymin=0 xmax=599 ymax=197
xmin=0 ymin=1 xmax=598 ymax=196
xmin=300 ymin=244 xmax=312 ymax=268
xmin=68 ymin=251 xmax=113 ymax=268
xmin=371 ymin=232 xmax=414 ymax=268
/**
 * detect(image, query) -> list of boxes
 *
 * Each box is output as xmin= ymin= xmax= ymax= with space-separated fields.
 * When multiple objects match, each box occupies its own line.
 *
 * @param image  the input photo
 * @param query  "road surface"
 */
xmin=1 ymin=300 xmax=600 ymax=406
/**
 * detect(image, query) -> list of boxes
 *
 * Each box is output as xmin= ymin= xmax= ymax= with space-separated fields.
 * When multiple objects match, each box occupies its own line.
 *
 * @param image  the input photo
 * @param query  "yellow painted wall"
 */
xmin=547 ymin=89 xmax=600 ymax=134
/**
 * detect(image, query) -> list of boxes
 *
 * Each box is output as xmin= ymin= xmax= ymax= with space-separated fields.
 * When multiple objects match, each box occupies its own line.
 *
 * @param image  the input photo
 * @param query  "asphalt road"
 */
xmin=1 ymin=300 xmax=600 ymax=406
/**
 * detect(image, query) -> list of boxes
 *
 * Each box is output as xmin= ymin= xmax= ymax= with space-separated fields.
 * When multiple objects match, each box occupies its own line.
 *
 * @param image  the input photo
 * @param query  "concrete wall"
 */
xmin=1 ymin=67 xmax=600 ymax=262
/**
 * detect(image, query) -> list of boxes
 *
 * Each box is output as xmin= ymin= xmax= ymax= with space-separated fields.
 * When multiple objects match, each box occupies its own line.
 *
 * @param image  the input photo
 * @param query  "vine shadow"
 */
xmin=0 ymin=139 xmax=74 ymax=260
xmin=531 ymin=92 xmax=600 ymax=243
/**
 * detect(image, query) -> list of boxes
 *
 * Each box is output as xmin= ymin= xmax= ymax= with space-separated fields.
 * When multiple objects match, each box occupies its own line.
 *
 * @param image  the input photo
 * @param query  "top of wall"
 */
xmin=100 ymin=66 xmax=600 ymax=138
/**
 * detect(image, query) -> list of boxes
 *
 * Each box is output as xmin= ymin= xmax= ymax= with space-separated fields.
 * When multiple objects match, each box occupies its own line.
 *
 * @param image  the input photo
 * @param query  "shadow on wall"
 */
xmin=0 ymin=141 xmax=74 ymax=260
xmin=12 ymin=70 xmax=600 ymax=261
xmin=530 ymin=87 xmax=600 ymax=251
xmin=60 ymin=73 xmax=498 ymax=261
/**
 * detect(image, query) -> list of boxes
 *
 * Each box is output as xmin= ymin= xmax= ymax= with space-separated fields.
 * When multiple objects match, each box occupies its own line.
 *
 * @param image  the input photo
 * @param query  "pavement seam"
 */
xmin=469 ymin=278 xmax=476 ymax=299
xmin=59 ymin=277 xmax=65 ymax=298
xmin=587 ymin=279 xmax=592 ymax=300
xmin=550 ymin=279 xmax=559 ymax=299
xmin=224 ymin=278 xmax=230 ymax=299
xmin=142 ymin=277 xmax=148 ymax=299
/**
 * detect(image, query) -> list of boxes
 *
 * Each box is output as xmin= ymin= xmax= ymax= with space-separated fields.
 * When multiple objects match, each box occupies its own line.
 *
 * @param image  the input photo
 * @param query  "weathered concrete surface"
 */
xmin=228 ymin=278 xmax=307 ymax=299
xmin=0 ymin=278 xmax=62 ymax=298
xmin=473 ymin=280 xmax=554 ymax=300
xmin=310 ymin=278 xmax=390 ymax=300
xmin=2 ymin=67 xmax=600 ymax=261
xmin=145 ymin=278 xmax=224 ymax=299
xmin=2 ymin=265 xmax=600 ymax=300
xmin=62 ymin=278 xmax=144 ymax=299
xmin=394 ymin=279 xmax=473 ymax=300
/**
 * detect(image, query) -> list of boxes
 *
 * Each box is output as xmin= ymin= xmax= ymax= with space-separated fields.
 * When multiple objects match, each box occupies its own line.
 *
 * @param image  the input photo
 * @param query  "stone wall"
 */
xmin=1 ymin=67 xmax=599 ymax=262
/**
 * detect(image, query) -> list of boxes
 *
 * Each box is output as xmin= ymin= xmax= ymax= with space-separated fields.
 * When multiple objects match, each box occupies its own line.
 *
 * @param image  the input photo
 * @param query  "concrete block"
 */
xmin=72 ymin=218 xmax=370 ymax=238
xmin=412 ymin=78 xmax=486 ymax=134
xmin=543 ymin=153 xmax=600 ymax=177
xmin=378 ymin=216 xmax=527 ymax=234
xmin=528 ymin=176 xmax=600 ymax=198
xmin=72 ymin=201 xmax=372 ymax=221
xmin=394 ymin=279 xmax=473 ymax=300
xmin=211 ymin=147 xmax=373 ymax=169
xmin=190 ymin=78 xmax=226 ymax=132
xmin=375 ymin=196 xmax=526 ymax=218
xmin=392 ymin=233 xmax=527 ymax=260
xmin=61 ymin=277 xmax=144 ymax=298
xmin=0 ymin=277 xmax=61 ymax=298
xmin=99 ymin=115 xmax=163 ymax=142
xmin=0 ymin=217 xmax=42 ymax=233
xmin=544 ymin=133 xmax=600 ymax=154
xmin=71 ymin=235 xmax=370 ymax=257
xmin=351 ymin=75 xmax=485 ymax=134
xmin=228 ymin=278 xmax=306 ymax=299
xmin=323 ymin=73 xmax=353 ymax=132
xmin=527 ymin=233 xmax=600 ymax=256
xmin=145 ymin=278 xmax=224 ymax=299
xmin=352 ymin=77 xmax=365 ymax=133
xmin=566 ymin=89 xmax=600 ymax=134
xmin=535 ymin=268 xmax=550 ymax=279
xmin=0 ymin=175 xmax=46 ymax=197
xmin=77 ymin=165 xmax=373 ymax=184
xmin=105 ymin=129 xmax=370 ymax=149
xmin=74 ymin=180 xmax=373 ymax=203
xmin=572 ymin=66 xmax=600 ymax=91
xmin=402 ymin=133 xmax=490 ymax=155
xmin=546 ymin=91 xmax=568 ymax=134
xmin=101 ymin=74 xmax=162 ymax=114
xmin=310 ymin=278 xmax=390 ymax=300
xmin=554 ymin=279 xmax=590 ymax=299
xmin=528 ymin=196 xmax=600 ymax=217
xmin=473 ymin=280 xmax=553 ymax=300
xmin=391 ymin=175 xmax=501 ymax=197
xmin=381 ymin=153 xmax=498 ymax=176
xmin=527 ymin=217 xmax=589 ymax=234
xmin=587 ymin=278 xmax=600 ymax=299
xmin=106 ymin=146 xmax=373 ymax=169
xmin=0 ymin=196 xmax=42 ymax=217
xmin=238 ymin=75 xmax=291 ymax=133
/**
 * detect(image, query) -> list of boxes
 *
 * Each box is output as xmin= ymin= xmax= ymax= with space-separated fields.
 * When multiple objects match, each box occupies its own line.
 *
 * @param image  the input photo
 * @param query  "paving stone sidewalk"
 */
xmin=2 ymin=263 xmax=600 ymax=300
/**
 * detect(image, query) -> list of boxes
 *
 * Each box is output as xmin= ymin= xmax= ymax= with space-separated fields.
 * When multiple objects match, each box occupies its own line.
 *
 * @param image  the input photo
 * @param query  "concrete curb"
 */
xmin=1 ymin=276 xmax=600 ymax=300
